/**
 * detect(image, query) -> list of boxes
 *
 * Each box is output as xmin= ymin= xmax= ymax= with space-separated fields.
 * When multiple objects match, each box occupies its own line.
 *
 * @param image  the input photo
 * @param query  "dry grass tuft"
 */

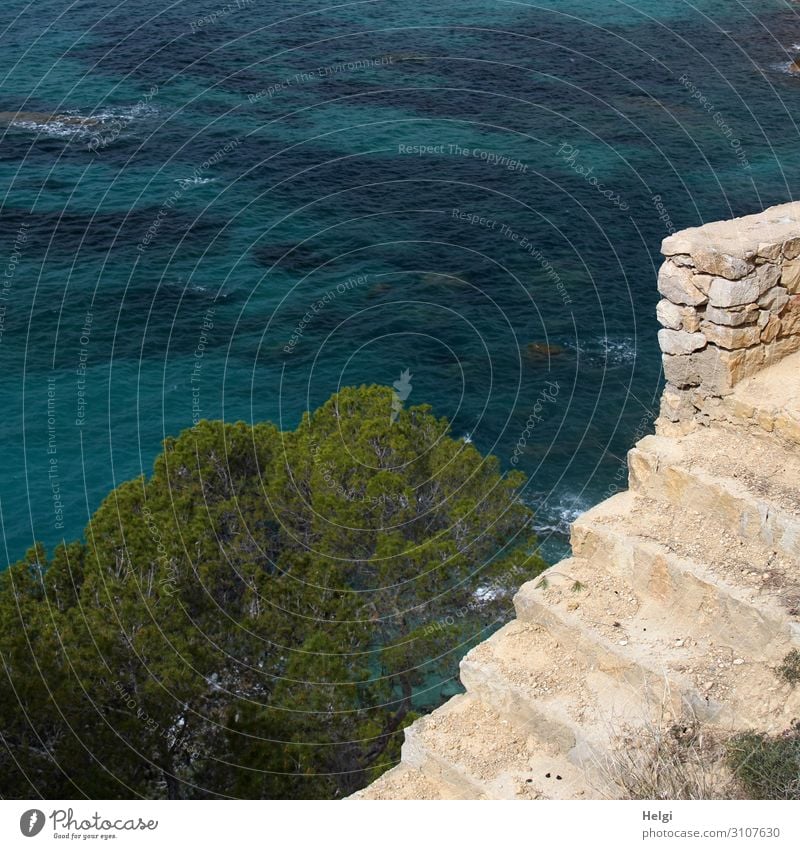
xmin=599 ymin=709 xmax=742 ymax=800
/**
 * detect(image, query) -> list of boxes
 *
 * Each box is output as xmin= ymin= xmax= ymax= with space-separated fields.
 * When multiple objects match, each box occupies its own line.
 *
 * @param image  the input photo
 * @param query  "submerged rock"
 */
xmin=367 ymin=282 xmax=392 ymax=298
xmin=526 ymin=341 xmax=565 ymax=359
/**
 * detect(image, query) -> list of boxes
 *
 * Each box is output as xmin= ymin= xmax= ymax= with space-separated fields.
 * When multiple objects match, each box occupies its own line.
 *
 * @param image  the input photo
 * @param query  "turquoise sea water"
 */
xmin=1 ymin=0 xmax=799 ymax=567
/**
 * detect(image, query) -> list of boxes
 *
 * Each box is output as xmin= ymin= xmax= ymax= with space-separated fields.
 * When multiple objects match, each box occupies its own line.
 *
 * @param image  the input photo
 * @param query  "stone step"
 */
xmin=400 ymin=692 xmax=599 ymax=799
xmin=516 ymin=553 xmax=800 ymax=733
xmin=513 ymin=560 xmax=705 ymax=719
xmin=572 ymin=491 xmax=800 ymax=655
xmin=459 ymin=618 xmax=660 ymax=774
xmin=628 ymin=428 xmax=800 ymax=560
xmin=720 ymin=349 xmax=800 ymax=446
xmin=347 ymin=763 xmax=463 ymax=800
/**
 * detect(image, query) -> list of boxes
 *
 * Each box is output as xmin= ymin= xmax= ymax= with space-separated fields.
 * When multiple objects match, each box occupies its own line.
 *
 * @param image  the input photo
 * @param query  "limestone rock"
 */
xmin=779 ymin=296 xmax=800 ymax=336
xmin=661 ymin=353 xmax=700 ymax=389
xmin=691 ymin=248 xmax=752 ymax=280
xmin=704 ymin=303 xmax=758 ymax=326
xmin=661 ymin=234 xmax=694 ymax=256
xmin=692 ymin=274 xmax=714 ymax=296
xmin=682 ymin=309 xmax=703 ymax=332
xmin=760 ymin=315 xmax=781 ymax=344
xmin=658 ymin=329 xmax=707 ymax=355
xmin=782 ymin=258 xmax=800 ymax=294
xmin=659 ymin=386 xmax=695 ymax=423
xmin=757 ymin=241 xmax=782 ymax=261
xmin=657 ymin=262 xmax=708 ymax=306
xmin=764 ymin=333 xmax=800 ymax=365
xmin=656 ymin=301 xmax=702 ymax=332
xmin=700 ymin=321 xmax=760 ymax=350
xmin=713 ymin=346 xmax=765 ymax=390
xmin=784 ymin=237 xmax=800 ymax=260
xmin=708 ymin=276 xmax=759 ymax=308
xmin=758 ymin=286 xmax=789 ymax=311
xmin=656 ymin=299 xmax=684 ymax=330
xmin=756 ymin=263 xmax=781 ymax=295
xmin=663 ymin=345 xmax=765 ymax=393
xmin=662 ymin=201 xmax=800 ymax=263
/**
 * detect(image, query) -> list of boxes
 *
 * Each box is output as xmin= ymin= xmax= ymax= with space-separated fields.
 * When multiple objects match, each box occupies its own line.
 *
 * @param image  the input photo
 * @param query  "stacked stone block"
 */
xmin=656 ymin=202 xmax=800 ymax=431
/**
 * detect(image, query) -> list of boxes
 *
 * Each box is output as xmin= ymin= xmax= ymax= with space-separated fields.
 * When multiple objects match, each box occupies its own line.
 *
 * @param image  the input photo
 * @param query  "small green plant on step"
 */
xmin=535 ymin=572 xmax=586 ymax=593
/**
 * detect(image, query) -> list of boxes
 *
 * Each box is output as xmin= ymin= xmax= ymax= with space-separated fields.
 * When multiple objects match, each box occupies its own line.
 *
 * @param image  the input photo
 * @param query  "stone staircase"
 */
xmin=352 ymin=205 xmax=800 ymax=800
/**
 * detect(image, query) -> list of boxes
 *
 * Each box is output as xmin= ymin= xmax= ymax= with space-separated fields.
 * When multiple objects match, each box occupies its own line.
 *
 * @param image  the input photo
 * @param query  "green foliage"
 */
xmin=777 ymin=649 xmax=800 ymax=687
xmin=727 ymin=726 xmax=800 ymax=799
xmin=0 ymin=385 xmax=546 ymax=799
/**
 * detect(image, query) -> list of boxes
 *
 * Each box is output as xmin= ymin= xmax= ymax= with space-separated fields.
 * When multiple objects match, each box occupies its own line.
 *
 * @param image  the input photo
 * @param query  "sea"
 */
xmin=1 ymin=0 xmax=799 ymax=568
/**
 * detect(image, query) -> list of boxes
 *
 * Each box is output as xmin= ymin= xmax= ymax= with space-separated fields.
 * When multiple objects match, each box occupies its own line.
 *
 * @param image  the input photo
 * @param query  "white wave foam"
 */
xmin=597 ymin=335 xmax=637 ymax=364
xmin=473 ymin=585 xmax=501 ymax=603
xmin=7 ymin=104 xmax=159 ymax=142
xmin=528 ymin=491 xmax=591 ymax=538
xmin=175 ymin=176 xmax=216 ymax=188
xmin=9 ymin=118 xmax=93 ymax=140
xmin=565 ymin=335 xmax=637 ymax=367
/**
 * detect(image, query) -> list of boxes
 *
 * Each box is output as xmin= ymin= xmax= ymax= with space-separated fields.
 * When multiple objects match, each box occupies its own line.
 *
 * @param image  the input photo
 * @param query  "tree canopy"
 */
xmin=0 ymin=385 xmax=545 ymax=798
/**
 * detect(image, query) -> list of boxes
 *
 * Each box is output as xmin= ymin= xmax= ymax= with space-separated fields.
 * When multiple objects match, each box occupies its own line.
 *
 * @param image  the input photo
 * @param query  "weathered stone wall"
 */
xmin=657 ymin=201 xmax=800 ymax=433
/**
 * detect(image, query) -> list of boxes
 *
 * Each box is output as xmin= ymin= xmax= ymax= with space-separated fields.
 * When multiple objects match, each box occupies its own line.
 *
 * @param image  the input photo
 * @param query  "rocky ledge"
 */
xmin=352 ymin=202 xmax=800 ymax=800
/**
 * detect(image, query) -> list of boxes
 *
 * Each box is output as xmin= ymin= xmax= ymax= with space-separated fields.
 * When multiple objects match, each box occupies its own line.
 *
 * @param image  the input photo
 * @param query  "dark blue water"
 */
xmin=1 ymin=0 xmax=799 ymax=566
